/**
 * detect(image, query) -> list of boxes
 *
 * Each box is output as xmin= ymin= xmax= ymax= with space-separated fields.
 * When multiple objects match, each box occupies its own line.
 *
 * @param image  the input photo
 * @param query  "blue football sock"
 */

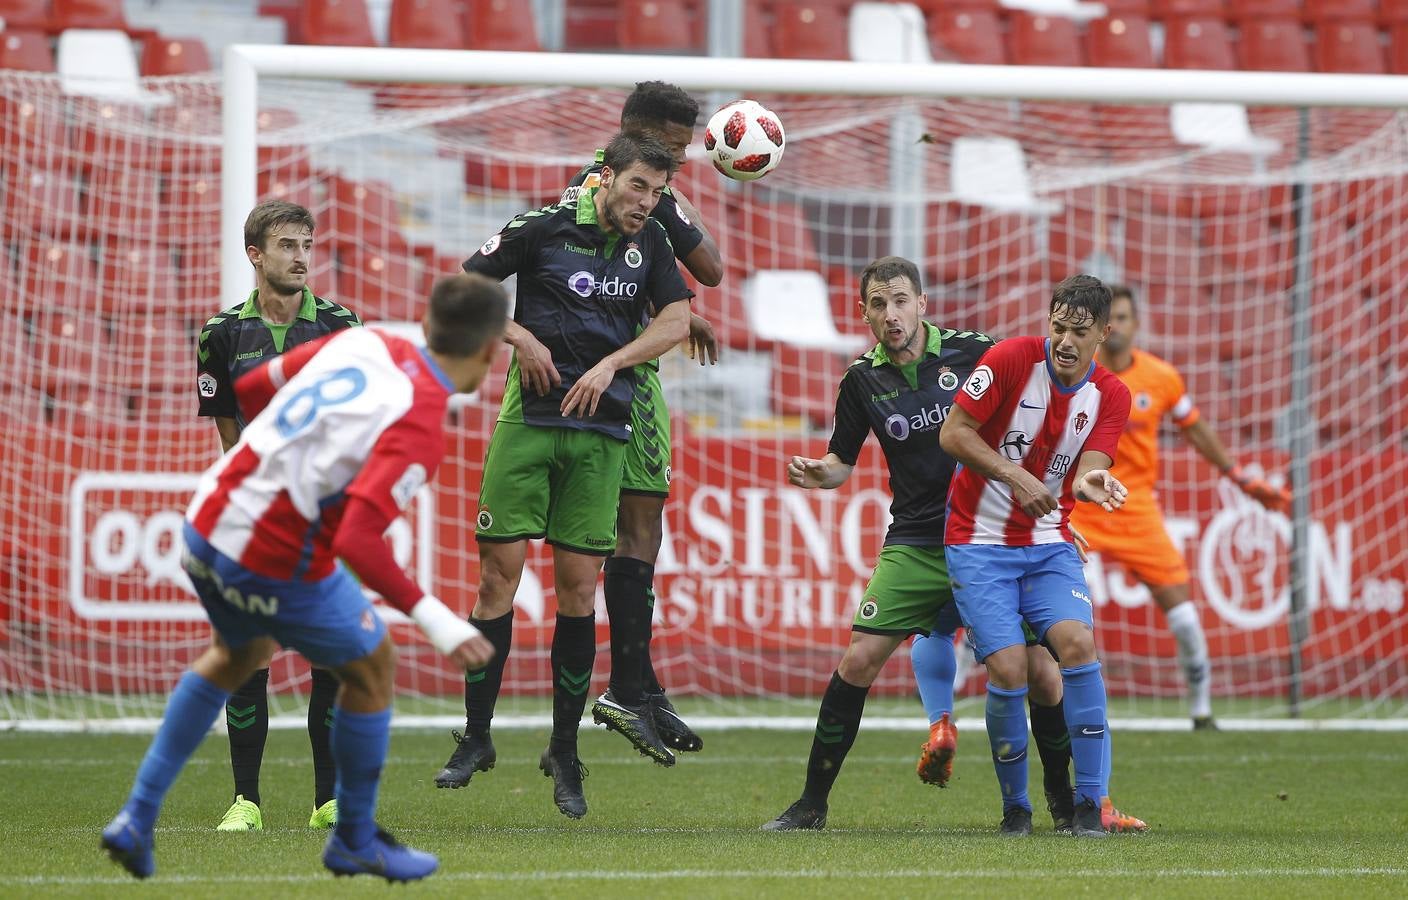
xmin=127 ymin=671 xmax=230 ymax=830
xmin=1060 ymin=661 xmax=1109 ymax=807
xmin=986 ymin=684 xmax=1030 ymax=812
xmin=911 ymin=631 xmax=957 ymax=725
xmin=331 ymin=706 xmax=391 ymax=849
xmin=1101 ymin=721 xmax=1112 ymax=799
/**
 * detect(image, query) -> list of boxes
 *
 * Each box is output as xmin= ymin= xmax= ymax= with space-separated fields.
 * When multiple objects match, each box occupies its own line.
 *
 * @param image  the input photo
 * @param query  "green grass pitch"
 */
xmin=2 ymin=724 xmax=1405 ymax=898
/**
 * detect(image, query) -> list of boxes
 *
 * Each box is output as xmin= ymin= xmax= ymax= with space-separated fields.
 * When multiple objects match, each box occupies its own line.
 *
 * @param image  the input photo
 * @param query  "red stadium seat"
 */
xmin=1086 ymin=15 xmax=1156 ymax=68
xmin=70 ymin=100 xmax=162 ymax=173
xmin=174 ymin=243 xmax=222 ymax=313
xmin=328 ymin=177 xmax=408 ymax=253
xmin=929 ymin=7 xmax=1006 ymax=64
xmin=0 ymin=311 xmax=30 ymax=391
xmin=1313 ymin=21 xmax=1386 ymax=73
xmin=1008 ymin=12 xmax=1083 ymax=66
xmin=1384 ymin=0 xmax=1408 ymax=24
xmin=161 ymin=175 xmax=222 ymax=246
xmin=47 ymin=384 xmax=132 ymax=436
xmin=466 ymin=0 xmax=541 ymax=50
xmin=111 ymin=317 xmax=193 ymax=393
xmin=741 ymin=0 xmax=771 ymax=57
xmin=0 ymin=28 xmax=55 ymax=71
xmin=98 ymin=244 xmax=181 ymax=317
xmin=966 ymin=210 xmax=1042 ymax=285
xmin=1239 ymin=18 xmax=1311 ymax=71
xmin=1149 ymin=0 xmax=1226 ymax=15
xmin=561 ymin=0 xmax=616 ymax=50
xmin=770 ymin=1 xmax=850 ymax=59
xmin=620 ymin=0 xmax=697 ymax=52
xmin=336 ymin=246 xmax=424 ymax=321
xmin=734 ymin=201 xmax=822 ymax=274
xmin=50 ymin=0 xmax=128 ymax=30
xmin=1226 ymin=0 xmax=1299 ymax=18
xmin=139 ymin=37 xmax=213 ymax=76
xmin=299 ymin=0 xmax=376 ymax=46
xmin=130 ymin=389 xmax=194 ymax=430
xmin=83 ymin=168 xmax=162 ymax=242
xmin=770 ymin=344 xmax=846 ymax=428
xmin=1163 ymin=17 xmax=1236 ymax=69
xmin=1391 ymin=24 xmax=1408 ymax=72
xmin=29 ymin=305 xmax=106 ymax=393
xmin=2 ymin=164 xmax=83 ymax=241
xmin=1303 ymin=0 xmax=1376 ymax=21
xmin=926 ymin=202 xmax=977 ymax=285
xmin=389 ymin=0 xmax=466 ymax=48
xmin=0 ymin=1 xmax=48 ymax=30
xmin=1122 ymin=215 xmax=1201 ymax=282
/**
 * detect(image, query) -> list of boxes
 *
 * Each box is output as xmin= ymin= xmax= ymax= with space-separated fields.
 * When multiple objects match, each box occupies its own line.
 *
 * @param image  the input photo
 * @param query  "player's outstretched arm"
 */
xmin=786 ymin=452 xmax=853 ymax=490
xmin=334 ymin=496 xmax=495 ymax=669
xmin=1073 ymin=451 xmax=1128 ymax=512
xmin=940 ymin=406 xmax=1058 ymax=517
xmin=504 ymin=319 xmax=561 ymax=397
xmin=561 ymin=300 xmax=690 ymax=417
xmin=1182 ymin=418 xmax=1291 ymax=512
xmin=670 ymin=187 xmax=723 ymax=286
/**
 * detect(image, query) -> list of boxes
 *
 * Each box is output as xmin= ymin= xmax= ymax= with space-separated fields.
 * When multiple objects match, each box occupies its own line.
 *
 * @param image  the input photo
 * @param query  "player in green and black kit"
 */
xmin=433 ymin=132 xmax=693 ymax=819
xmin=561 ymin=82 xmax=720 ymax=759
xmin=195 ymin=200 xmax=361 ymax=833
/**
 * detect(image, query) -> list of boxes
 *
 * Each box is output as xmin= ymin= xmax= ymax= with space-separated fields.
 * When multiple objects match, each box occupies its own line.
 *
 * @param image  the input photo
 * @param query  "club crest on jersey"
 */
xmin=1135 ymin=391 xmax=1152 ymax=411
xmin=938 ymin=368 xmax=959 ymax=391
xmin=198 ymin=373 xmax=217 ymax=398
xmin=1074 ymin=411 xmax=1089 ymax=434
xmin=859 ymin=598 xmax=879 ymax=620
xmin=624 ymin=243 xmax=643 ymax=269
xmin=477 ymin=505 xmax=493 ymax=531
xmin=664 ymin=465 xmax=673 ymax=485
xmin=963 ymin=365 xmax=993 ymax=400
xmin=480 ymin=234 xmax=501 ymax=256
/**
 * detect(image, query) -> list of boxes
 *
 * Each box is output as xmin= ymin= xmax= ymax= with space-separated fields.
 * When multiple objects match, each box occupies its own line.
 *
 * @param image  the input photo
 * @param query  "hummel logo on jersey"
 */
xmin=1019 ymin=399 xmax=1044 ymax=410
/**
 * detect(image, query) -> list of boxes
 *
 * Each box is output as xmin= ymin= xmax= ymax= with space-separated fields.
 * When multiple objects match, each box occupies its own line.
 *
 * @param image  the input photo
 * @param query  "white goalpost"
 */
xmin=2 ymin=46 xmax=1406 ymax=731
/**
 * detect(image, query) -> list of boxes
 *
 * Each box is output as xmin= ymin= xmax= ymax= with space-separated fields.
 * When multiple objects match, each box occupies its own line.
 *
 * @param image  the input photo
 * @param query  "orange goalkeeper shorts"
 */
xmin=1071 ymin=500 xmax=1190 ymax=588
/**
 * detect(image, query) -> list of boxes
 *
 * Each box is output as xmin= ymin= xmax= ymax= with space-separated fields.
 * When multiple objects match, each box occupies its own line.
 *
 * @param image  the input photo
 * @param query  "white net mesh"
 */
xmin=2 ymin=69 xmax=1405 ymax=724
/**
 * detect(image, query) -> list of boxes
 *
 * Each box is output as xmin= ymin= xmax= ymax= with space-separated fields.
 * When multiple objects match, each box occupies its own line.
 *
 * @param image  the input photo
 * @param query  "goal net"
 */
xmin=2 ymin=52 xmax=1405 ymax=728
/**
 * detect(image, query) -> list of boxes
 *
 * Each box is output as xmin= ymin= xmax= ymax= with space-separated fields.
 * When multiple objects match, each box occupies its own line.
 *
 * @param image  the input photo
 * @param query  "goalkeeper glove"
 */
xmin=1227 ymin=464 xmax=1291 ymax=514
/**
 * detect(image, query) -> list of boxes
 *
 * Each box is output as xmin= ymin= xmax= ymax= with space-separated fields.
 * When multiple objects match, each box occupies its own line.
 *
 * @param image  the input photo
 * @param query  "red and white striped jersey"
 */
xmin=186 ymin=328 xmax=452 ymax=583
xmin=945 ymin=336 xmax=1131 ymax=546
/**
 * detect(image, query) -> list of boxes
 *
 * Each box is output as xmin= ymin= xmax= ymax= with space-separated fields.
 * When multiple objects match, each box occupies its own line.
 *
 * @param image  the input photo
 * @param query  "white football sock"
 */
xmin=1165 ymin=600 xmax=1212 ymax=718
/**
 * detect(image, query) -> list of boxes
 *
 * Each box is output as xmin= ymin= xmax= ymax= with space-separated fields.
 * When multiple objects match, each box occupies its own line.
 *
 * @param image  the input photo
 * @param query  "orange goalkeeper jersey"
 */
xmin=1100 ymin=348 xmax=1199 ymax=501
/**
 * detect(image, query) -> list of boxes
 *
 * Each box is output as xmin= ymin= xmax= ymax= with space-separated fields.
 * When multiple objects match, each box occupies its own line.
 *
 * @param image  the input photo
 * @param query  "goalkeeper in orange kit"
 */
xmin=1070 ymin=285 xmax=1291 ymax=731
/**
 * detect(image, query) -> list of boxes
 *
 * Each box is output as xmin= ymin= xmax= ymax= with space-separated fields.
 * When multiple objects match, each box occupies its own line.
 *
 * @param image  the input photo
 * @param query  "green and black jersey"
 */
xmin=462 ymin=189 xmax=693 ymax=441
xmin=196 ymin=286 xmax=361 ymax=424
xmin=829 ymin=322 xmax=994 ymax=547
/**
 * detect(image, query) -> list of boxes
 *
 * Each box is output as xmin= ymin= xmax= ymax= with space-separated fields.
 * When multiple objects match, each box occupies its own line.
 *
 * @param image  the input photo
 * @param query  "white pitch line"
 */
xmin=8 ymin=715 xmax=1408 ymax=734
xmin=4 ymin=867 xmax=1404 ymax=886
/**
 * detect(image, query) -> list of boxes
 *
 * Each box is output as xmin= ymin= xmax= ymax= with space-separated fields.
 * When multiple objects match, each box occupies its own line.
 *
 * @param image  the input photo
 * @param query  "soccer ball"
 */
xmin=704 ymin=100 xmax=785 ymax=182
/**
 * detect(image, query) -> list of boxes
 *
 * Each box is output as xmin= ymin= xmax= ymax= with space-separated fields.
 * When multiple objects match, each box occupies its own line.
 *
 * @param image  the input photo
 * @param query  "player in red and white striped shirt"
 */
xmin=940 ymin=274 xmax=1130 ymax=838
xmin=103 ymin=274 xmax=507 ymax=884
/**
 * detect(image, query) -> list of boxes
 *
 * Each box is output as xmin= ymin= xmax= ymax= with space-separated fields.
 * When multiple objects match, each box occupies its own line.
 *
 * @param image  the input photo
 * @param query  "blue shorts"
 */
xmin=945 ymin=542 xmax=1094 ymax=662
xmin=182 ymin=523 xmax=387 ymax=669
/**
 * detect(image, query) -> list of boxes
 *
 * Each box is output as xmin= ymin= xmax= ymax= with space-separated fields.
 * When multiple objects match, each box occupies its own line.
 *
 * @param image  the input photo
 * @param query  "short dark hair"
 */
xmin=424 ymin=273 xmax=508 ymax=357
xmin=244 ymin=199 xmax=315 ymax=252
xmin=1108 ymin=283 xmax=1137 ymax=317
xmin=602 ymin=130 xmax=678 ymax=177
xmin=620 ymin=81 xmax=699 ymax=131
xmin=1050 ymin=274 xmax=1113 ymax=326
xmin=858 ymin=256 xmax=924 ymax=301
